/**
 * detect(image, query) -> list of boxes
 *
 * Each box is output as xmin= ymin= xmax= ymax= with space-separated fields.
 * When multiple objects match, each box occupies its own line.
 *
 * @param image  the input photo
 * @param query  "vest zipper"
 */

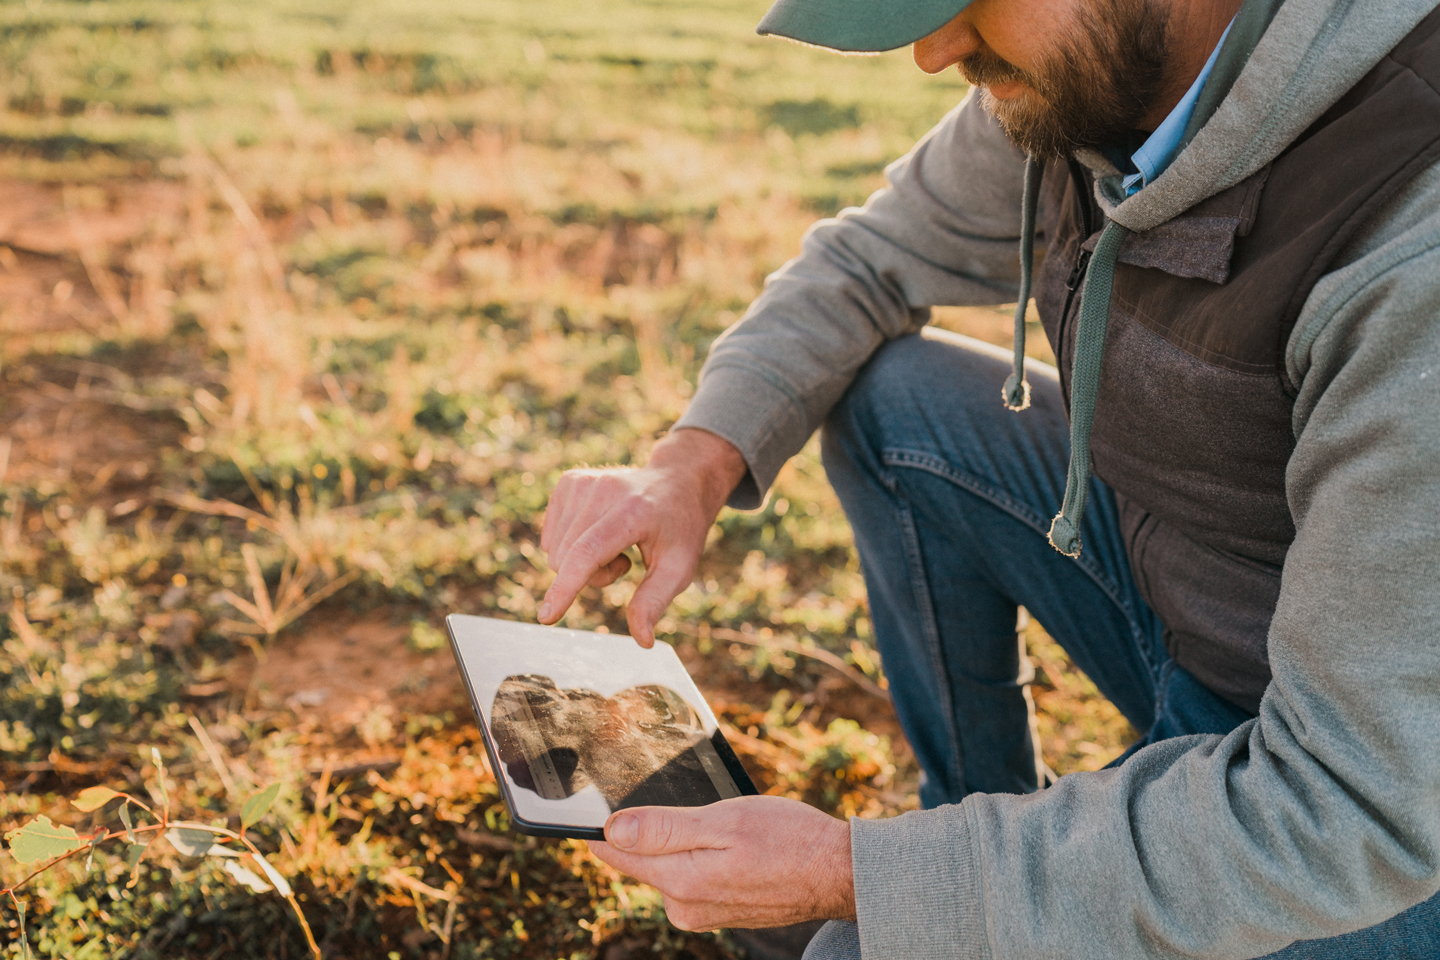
xmin=1058 ymin=160 xmax=1096 ymax=377
xmin=1064 ymin=248 xmax=1092 ymax=304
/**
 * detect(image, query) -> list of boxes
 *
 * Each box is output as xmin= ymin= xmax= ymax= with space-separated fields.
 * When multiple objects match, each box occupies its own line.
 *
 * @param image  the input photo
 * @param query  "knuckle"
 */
xmin=565 ymin=539 xmax=599 ymax=569
xmin=590 ymin=473 xmax=627 ymax=498
xmin=647 ymin=812 xmax=680 ymax=852
xmin=625 ymin=493 xmax=656 ymax=522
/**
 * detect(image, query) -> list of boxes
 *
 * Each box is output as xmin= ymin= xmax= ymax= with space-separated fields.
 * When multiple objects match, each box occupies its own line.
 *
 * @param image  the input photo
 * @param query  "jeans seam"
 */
xmin=882 ymin=446 xmax=1163 ymax=684
xmin=890 ymin=482 xmax=969 ymax=798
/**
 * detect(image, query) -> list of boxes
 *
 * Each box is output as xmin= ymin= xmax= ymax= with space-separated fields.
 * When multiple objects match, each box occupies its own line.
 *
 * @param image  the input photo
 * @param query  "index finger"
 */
xmin=538 ymin=513 xmax=642 ymax=624
xmin=585 ymin=839 xmax=705 ymax=890
xmin=539 ymin=472 xmax=576 ymax=559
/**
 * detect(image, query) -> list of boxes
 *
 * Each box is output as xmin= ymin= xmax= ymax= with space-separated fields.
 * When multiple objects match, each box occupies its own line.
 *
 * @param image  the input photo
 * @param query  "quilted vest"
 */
xmin=1032 ymin=7 xmax=1440 ymax=712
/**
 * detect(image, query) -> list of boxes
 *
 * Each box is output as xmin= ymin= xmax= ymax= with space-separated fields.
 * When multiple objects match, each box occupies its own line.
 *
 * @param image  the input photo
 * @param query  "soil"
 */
xmin=228 ymin=611 xmax=469 ymax=732
xmin=0 ymin=358 xmax=186 ymax=502
xmin=0 ymin=179 xmax=188 ymax=337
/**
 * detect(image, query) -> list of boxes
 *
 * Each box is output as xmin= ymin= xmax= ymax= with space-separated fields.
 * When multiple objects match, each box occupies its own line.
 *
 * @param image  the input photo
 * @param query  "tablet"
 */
xmin=446 ymin=614 xmax=759 ymax=840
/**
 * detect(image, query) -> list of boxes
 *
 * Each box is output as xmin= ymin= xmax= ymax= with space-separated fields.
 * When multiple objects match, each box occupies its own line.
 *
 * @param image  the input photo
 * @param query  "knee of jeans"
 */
xmin=819 ymin=366 xmax=889 ymax=494
xmin=821 ymin=331 xmax=1015 ymax=480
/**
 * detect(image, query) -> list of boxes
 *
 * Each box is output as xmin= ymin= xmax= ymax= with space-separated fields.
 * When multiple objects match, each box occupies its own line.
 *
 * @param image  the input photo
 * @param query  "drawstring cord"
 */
xmin=1048 ymin=219 xmax=1128 ymax=557
xmin=1002 ymin=156 xmax=1044 ymax=412
xmin=1001 ymin=155 xmax=1130 ymax=557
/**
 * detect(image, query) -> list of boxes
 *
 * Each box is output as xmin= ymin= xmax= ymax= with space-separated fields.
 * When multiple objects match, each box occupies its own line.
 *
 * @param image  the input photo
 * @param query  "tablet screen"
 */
xmin=447 ymin=615 xmax=749 ymax=832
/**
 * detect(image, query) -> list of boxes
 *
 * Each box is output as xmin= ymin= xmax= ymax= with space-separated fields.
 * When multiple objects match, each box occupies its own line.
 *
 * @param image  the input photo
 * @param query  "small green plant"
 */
xmin=2 ymin=751 xmax=316 ymax=959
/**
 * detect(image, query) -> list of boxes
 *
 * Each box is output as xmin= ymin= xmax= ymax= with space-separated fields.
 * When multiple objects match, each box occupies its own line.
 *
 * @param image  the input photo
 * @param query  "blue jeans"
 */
xmin=803 ymin=329 xmax=1439 ymax=959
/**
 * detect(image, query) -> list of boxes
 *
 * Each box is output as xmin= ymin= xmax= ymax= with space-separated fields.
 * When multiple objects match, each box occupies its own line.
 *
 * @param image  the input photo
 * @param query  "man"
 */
xmin=537 ymin=0 xmax=1440 ymax=956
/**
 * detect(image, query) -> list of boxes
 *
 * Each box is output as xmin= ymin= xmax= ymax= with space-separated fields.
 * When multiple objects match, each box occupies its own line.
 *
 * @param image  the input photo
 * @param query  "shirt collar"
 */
xmin=1123 ymin=17 xmax=1235 ymax=197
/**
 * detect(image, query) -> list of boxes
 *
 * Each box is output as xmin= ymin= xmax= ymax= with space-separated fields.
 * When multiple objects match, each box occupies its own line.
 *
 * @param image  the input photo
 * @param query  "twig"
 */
xmin=439 ymin=899 xmax=458 ymax=960
xmin=161 ymin=490 xmax=285 ymax=536
xmin=241 ymin=544 xmax=276 ymax=629
xmin=187 ymin=714 xmax=239 ymax=799
xmin=383 ymin=868 xmax=456 ymax=903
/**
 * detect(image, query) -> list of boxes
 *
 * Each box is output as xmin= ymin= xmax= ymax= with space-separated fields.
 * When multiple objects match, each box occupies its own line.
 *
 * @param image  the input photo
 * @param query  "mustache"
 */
xmin=958 ymin=48 xmax=1039 ymax=91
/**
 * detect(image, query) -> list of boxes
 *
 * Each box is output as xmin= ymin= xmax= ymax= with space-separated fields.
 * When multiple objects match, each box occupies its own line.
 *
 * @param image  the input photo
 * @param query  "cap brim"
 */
xmin=757 ymin=0 xmax=971 ymax=53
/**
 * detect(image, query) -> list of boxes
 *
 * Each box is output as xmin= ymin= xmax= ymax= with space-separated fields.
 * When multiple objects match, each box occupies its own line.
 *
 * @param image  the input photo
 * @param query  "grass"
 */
xmin=0 ymin=0 xmax=1133 ymax=956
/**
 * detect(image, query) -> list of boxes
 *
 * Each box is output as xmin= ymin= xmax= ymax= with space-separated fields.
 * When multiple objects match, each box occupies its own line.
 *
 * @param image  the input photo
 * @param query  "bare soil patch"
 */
xmin=0 ymin=179 xmax=188 ymax=336
xmin=229 ymin=611 xmax=469 ymax=734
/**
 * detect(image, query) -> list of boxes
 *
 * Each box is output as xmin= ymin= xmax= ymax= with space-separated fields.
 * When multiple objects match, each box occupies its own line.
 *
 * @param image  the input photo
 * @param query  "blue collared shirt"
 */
xmin=1123 ymin=18 xmax=1235 ymax=196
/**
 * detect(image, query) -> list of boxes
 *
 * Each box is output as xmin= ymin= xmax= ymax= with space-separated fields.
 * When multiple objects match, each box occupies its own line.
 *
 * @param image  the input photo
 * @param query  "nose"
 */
xmin=913 ymin=11 xmax=982 ymax=74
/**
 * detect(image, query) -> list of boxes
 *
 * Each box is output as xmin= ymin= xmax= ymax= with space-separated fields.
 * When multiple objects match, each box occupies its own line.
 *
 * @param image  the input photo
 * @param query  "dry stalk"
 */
xmin=176 ymin=132 xmax=290 ymax=304
xmin=62 ymin=186 xmax=133 ymax=330
xmin=161 ymin=489 xmax=358 ymax=639
xmin=217 ymin=543 xmax=359 ymax=638
xmin=187 ymin=714 xmax=240 ymax=800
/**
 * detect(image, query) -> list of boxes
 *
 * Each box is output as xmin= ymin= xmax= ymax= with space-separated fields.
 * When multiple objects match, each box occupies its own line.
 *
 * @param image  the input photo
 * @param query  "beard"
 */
xmin=959 ymin=0 xmax=1171 ymax=161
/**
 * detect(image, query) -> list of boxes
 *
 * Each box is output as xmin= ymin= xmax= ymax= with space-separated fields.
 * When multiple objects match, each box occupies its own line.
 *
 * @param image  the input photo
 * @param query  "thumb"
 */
xmin=604 ymin=806 xmax=719 ymax=856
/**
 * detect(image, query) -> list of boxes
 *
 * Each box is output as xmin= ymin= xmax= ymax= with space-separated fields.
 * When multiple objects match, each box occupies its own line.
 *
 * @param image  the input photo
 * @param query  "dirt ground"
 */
xmin=0 ymin=180 xmax=187 ymax=337
xmin=0 ymin=173 xmax=912 ymax=790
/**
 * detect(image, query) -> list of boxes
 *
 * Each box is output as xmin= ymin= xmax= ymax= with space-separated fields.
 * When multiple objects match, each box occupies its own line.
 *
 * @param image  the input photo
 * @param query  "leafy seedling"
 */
xmin=4 ymin=816 xmax=86 ymax=865
xmin=240 ymin=783 xmax=281 ymax=830
xmin=71 ymin=786 xmax=123 ymax=813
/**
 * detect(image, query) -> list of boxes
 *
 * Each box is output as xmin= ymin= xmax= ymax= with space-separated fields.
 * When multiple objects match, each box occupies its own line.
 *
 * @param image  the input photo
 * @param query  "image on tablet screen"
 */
xmin=447 ymin=616 xmax=746 ymax=831
xmin=491 ymin=675 xmax=734 ymax=810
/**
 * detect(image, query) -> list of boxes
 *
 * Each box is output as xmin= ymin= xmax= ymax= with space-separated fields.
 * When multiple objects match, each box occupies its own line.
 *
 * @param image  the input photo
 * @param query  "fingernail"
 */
xmin=538 ymin=602 xmax=552 ymax=622
xmin=608 ymin=813 xmax=638 ymax=849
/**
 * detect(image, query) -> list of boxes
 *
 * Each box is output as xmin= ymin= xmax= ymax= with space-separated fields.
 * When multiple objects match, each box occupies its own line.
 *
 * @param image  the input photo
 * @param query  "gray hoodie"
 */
xmin=674 ymin=0 xmax=1440 ymax=956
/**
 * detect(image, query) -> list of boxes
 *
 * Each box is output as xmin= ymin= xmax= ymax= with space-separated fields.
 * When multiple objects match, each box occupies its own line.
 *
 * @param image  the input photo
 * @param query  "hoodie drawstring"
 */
xmin=1048 ymin=218 xmax=1128 ymax=557
xmin=1003 ymin=156 xmax=1130 ymax=558
xmin=1002 ymin=156 xmax=1043 ymax=412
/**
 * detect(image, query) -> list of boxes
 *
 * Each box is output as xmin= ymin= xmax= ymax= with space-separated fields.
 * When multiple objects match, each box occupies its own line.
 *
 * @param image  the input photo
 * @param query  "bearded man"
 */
xmin=536 ymin=0 xmax=1440 ymax=956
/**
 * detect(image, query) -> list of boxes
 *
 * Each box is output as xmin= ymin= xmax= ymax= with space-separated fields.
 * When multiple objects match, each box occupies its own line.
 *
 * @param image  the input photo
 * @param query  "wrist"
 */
xmin=817 ymin=815 xmax=857 ymax=922
xmin=650 ymin=428 xmax=748 ymax=516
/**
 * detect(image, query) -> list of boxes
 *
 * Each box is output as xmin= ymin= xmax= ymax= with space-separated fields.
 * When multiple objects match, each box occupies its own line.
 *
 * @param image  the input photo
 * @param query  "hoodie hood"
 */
xmin=1104 ymin=0 xmax=1440 ymax=231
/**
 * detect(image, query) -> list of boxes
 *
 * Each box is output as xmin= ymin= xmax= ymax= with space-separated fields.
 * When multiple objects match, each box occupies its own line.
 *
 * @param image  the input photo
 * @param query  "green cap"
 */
xmin=757 ymin=0 xmax=971 ymax=53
